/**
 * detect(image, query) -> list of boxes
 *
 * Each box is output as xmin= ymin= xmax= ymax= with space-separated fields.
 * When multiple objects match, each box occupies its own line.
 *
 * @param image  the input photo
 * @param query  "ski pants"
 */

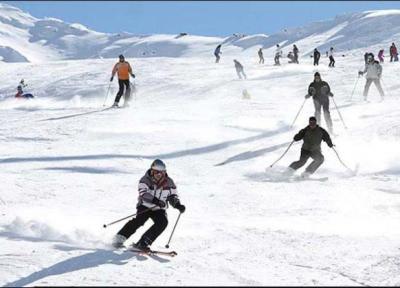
xmin=117 ymin=205 xmax=168 ymax=246
xmin=313 ymin=97 xmax=333 ymax=132
xmin=294 ymin=53 xmax=299 ymax=64
xmin=215 ymin=53 xmax=220 ymax=63
xmin=274 ymin=55 xmax=280 ymax=65
xmin=289 ymin=148 xmax=324 ymax=174
xmin=236 ymin=68 xmax=247 ymax=79
xmin=363 ymin=78 xmax=384 ymax=99
xmin=329 ymin=56 xmax=335 ymax=67
xmin=259 ymin=56 xmax=264 ymax=64
xmin=314 ymin=56 xmax=320 ymax=66
xmin=114 ymin=79 xmax=131 ymax=104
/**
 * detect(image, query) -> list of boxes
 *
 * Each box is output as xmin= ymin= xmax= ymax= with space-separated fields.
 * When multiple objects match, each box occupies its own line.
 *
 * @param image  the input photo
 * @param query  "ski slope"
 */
xmin=1 ymin=46 xmax=400 ymax=286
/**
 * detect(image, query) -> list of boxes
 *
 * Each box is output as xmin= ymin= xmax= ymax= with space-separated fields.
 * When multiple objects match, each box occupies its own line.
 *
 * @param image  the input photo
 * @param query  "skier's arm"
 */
xmin=293 ymin=128 xmax=306 ymax=141
xmin=128 ymin=62 xmax=135 ymax=78
xmin=322 ymin=129 xmax=334 ymax=148
xmin=167 ymin=185 xmax=185 ymax=213
xmin=138 ymin=182 xmax=166 ymax=208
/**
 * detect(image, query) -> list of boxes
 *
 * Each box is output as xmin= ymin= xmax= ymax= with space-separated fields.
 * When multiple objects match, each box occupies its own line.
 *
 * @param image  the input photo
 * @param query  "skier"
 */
xmin=305 ymin=72 xmax=334 ymax=134
xmin=286 ymin=116 xmax=334 ymax=178
xmin=378 ymin=49 xmax=384 ymax=63
xmin=274 ymin=44 xmax=282 ymax=65
xmin=287 ymin=52 xmax=295 ymax=63
xmin=364 ymin=52 xmax=369 ymax=64
xmin=358 ymin=53 xmax=384 ymax=101
xmin=15 ymin=80 xmax=34 ymax=99
xmin=214 ymin=44 xmax=222 ymax=63
xmin=389 ymin=43 xmax=398 ymax=62
xmin=313 ymin=48 xmax=320 ymax=66
xmin=258 ymin=48 xmax=264 ymax=64
xmin=110 ymin=54 xmax=135 ymax=108
xmin=111 ymin=159 xmax=186 ymax=252
xmin=234 ymin=59 xmax=247 ymax=79
xmin=328 ymin=47 xmax=335 ymax=67
xmin=293 ymin=44 xmax=299 ymax=64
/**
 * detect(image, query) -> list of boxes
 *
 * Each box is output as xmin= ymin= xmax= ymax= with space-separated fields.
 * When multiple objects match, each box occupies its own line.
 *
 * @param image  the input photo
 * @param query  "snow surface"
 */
xmin=1 ymin=3 xmax=400 ymax=287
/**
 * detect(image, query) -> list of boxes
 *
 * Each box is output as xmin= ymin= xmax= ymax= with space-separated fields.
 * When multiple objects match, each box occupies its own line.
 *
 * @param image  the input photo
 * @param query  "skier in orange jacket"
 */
xmin=110 ymin=54 xmax=135 ymax=107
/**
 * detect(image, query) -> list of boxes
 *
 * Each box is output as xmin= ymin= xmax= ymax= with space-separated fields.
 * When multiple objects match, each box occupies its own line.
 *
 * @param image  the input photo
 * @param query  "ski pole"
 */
xmin=332 ymin=147 xmax=352 ymax=172
xmin=102 ymin=206 xmax=155 ymax=228
xmin=269 ymin=140 xmax=295 ymax=168
xmin=290 ymin=98 xmax=308 ymax=128
xmin=349 ymin=75 xmax=360 ymax=101
xmin=165 ymin=212 xmax=182 ymax=248
xmin=331 ymin=97 xmax=347 ymax=129
xmin=102 ymin=82 xmax=112 ymax=107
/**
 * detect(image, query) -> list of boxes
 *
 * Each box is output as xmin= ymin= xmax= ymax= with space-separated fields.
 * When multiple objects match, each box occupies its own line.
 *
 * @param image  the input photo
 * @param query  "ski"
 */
xmin=292 ymin=176 xmax=329 ymax=182
xmin=127 ymin=248 xmax=177 ymax=257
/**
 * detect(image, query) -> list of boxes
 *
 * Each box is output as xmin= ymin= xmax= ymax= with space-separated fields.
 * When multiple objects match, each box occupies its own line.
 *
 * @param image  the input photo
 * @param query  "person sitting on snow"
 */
xmin=15 ymin=80 xmax=34 ymax=99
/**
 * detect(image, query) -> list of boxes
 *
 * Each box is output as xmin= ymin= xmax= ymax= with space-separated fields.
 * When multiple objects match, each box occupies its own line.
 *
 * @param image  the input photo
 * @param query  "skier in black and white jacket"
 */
xmin=112 ymin=159 xmax=185 ymax=251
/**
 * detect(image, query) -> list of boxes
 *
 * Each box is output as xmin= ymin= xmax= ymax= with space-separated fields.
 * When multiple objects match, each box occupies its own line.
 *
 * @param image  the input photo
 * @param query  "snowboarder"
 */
xmin=305 ymin=72 xmax=334 ymax=134
xmin=234 ymin=59 xmax=247 ymax=79
xmin=274 ymin=44 xmax=282 ymax=65
xmin=15 ymin=79 xmax=34 ymax=99
xmin=110 ymin=54 xmax=135 ymax=108
xmin=378 ymin=49 xmax=384 ymax=63
xmin=389 ymin=43 xmax=398 ymax=62
xmin=286 ymin=116 xmax=334 ymax=178
xmin=328 ymin=47 xmax=335 ymax=67
xmin=258 ymin=48 xmax=264 ymax=64
xmin=214 ymin=44 xmax=222 ymax=63
xmin=293 ymin=44 xmax=299 ymax=64
xmin=111 ymin=159 xmax=186 ymax=252
xmin=358 ymin=53 xmax=384 ymax=101
xmin=313 ymin=48 xmax=320 ymax=66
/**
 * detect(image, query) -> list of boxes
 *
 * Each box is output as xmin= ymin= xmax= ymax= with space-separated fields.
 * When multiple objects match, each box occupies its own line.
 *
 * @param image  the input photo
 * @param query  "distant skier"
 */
xmin=389 ymin=43 xmax=398 ymax=62
xmin=378 ymin=49 xmax=384 ymax=63
xmin=274 ymin=44 xmax=282 ymax=65
xmin=328 ymin=47 xmax=335 ymax=67
xmin=305 ymin=72 xmax=334 ymax=134
xmin=358 ymin=53 xmax=384 ymax=101
xmin=286 ymin=116 xmax=334 ymax=179
xmin=258 ymin=48 xmax=264 ymax=64
xmin=111 ymin=159 xmax=186 ymax=252
xmin=110 ymin=54 xmax=135 ymax=108
xmin=214 ymin=44 xmax=222 ymax=63
xmin=364 ymin=52 xmax=369 ymax=64
xmin=234 ymin=59 xmax=247 ymax=79
xmin=293 ymin=44 xmax=299 ymax=64
xmin=313 ymin=48 xmax=320 ymax=66
xmin=15 ymin=79 xmax=34 ymax=99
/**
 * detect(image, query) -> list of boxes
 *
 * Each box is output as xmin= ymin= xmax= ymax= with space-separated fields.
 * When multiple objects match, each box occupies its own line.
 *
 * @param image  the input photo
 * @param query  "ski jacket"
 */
xmin=328 ymin=50 xmax=334 ymax=57
xmin=314 ymin=50 xmax=320 ymax=59
xmin=258 ymin=49 xmax=263 ymax=57
xmin=214 ymin=46 xmax=221 ymax=55
xmin=112 ymin=61 xmax=133 ymax=80
xmin=234 ymin=61 xmax=243 ymax=70
xmin=137 ymin=169 xmax=181 ymax=211
xmin=294 ymin=125 xmax=333 ymax=152
xmin=275 ymin=47 xmax=282 ymax=57
xmin=390 ymin=45 xmax=397 ymax=56
xmin=378 ymin=50 xmax=384 ymax=58
xmin=293 ymin=46 xmax=299 ymax=55
xmin=363 ymin=61 xmax=382 ymax=79
xmin=308 ymin=80 xmax=332 ymax=101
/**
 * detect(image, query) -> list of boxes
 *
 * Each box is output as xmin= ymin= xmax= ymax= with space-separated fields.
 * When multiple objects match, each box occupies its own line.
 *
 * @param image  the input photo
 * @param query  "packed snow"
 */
xmin=1 ymin=3 xmax=400 ymax=287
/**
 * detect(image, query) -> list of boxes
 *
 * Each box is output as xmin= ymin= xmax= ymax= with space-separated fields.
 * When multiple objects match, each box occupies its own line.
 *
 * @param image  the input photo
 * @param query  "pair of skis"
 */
xmin=127 ymin=247 xmax=177 ymax=257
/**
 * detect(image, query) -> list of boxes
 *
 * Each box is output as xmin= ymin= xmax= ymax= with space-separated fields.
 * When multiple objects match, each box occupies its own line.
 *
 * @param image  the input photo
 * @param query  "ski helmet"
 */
xmin=119 ymin=54 xmax=125 ymax=60
xmin=309 ymin=116 xmax=317 ymax=122
xmin=151 ymin=159 xmax=166 ymax=172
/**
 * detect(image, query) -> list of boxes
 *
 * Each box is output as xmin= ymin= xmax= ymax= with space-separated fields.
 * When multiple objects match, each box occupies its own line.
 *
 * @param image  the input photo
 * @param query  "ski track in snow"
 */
xmin=1 ymin=53 xmax=400 ymax=286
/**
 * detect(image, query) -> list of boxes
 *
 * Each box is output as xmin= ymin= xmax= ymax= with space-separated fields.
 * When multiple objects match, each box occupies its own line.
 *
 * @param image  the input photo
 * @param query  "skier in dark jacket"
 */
xmin=214 ymin=44 xmax=222 ymax=63
xmin=313 ymin=48 xmax=320 ymax=66
xmin=112 ymin=159 xmax=186 ymax=252
xmin=258 ymin=48 xmax=264 ymax=64
xmin=328 ymin=47 xmax=335 ymax=67
xmin=305 ymin=72 xmax=334 ymax=134
xmin=286 ymin=116 xmax=334 ymax=178
xmin=390 ymin=43 xmax=398 ymax=62
xmin=293 ymin=44 xmax=299 ymax=64
xmin=234 ymin=59 xmax=247 ymax=79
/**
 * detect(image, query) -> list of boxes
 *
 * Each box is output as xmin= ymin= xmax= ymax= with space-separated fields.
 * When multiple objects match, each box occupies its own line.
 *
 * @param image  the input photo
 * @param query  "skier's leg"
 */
xmin=289 ymin=149 xmax=311 ymax=170
xmin=305 ymin=150 xmax=324 ymax=174
xmin=242 ymin=70 xmax=247 ymax=79
xmin=363 ymin=79 xmax=373 ymax=100
xmin=373 ymin=79 xmax=385 ymax=99
xmin=113 ymin=80 xmax=124 ymax=105
xmin=116 ymin=206 xmax=151 ymax=239
xmin=137 ymin=209 xmax=168 ymax=247
xmin=322 ymin=97 xmax=333 ymax=133
xmin=236 ymin=69 xmax=242 ymax=79
xmin=313 ymin=99 xmax=322 ymax=125
xmin=123 ymin=80 xmax=131 ymax=105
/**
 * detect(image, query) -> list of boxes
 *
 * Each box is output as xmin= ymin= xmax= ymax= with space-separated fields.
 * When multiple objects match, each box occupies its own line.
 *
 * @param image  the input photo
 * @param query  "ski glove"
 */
xmin=305 ymin=94 xmax=311 ymax=99
xmin=110 ymin=76 xmax=114 ymax=82
xmin=175 ymin=203 xmax=186 ymax=213
xmin=131 ymin=73 xmax=135 ymax=78
xmin=358 ymin=71 xmax=364 ymax=76
xmin=152 ymin=197 xmax=166 ymax=208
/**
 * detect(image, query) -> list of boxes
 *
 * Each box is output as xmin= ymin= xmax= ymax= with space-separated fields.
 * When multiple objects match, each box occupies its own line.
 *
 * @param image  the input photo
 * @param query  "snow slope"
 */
xmin=1 ymin=43 xmax=400 ymax=286
xmin=1 ymin=3 xmax=400 ymax=62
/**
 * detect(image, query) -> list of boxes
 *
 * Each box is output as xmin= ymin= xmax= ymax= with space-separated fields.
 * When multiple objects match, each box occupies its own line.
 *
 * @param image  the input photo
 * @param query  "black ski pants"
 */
xmin=313 ymin=97 xmax=333 ymax=132
xmin=329 ymin=56 xmax=335 ymax=67
xmin=215 ymin=53 xmax=220 ymax=63
xmin=236 ymin=68 xmax=247 ymax=79
xmin=117 ymin=205 xmax=168 ymax=246
xmin=114 ymin=79 xmax=131 ymax=104
xmin=289 ymin=149 xmax=324 ymax=174
xmin=314 ymin=56 xmax=320 ymax=66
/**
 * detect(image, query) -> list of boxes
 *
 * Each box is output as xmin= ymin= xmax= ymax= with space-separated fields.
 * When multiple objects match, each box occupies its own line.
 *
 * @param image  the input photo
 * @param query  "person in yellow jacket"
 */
xmin=110 ymin=54 xmax=135 ymax=107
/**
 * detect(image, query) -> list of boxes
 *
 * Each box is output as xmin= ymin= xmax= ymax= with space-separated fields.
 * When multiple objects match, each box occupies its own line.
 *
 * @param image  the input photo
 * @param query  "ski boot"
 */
xmin=111 ymin=234 xmax=127 ymax=248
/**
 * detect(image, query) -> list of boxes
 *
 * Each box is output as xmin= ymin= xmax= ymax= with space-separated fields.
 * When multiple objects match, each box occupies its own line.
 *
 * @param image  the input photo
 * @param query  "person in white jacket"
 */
xmin=274 ymin=44 xmax=283 ymax=65
xmin=359 ymin=53 xmax=384 ymax=101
